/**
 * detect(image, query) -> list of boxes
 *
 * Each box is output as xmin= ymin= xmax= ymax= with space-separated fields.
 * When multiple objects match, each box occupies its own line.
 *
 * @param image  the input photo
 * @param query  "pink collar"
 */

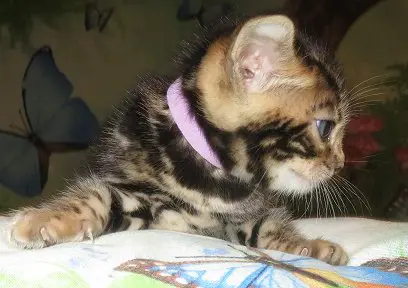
xmin=167 ymin=78 xmax=222 ymax=168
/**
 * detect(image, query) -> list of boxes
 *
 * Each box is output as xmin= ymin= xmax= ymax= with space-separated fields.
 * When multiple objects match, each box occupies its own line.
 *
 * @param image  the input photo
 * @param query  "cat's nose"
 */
xmin=334 ymin=160 xmax=344 ymax=173
xmin=326 ymin=157 xmax=344 ymax=174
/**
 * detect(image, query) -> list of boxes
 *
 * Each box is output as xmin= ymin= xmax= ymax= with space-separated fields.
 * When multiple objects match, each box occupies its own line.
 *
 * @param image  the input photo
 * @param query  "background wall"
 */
xmin=338 ymin=0 xmax=408 ymax=96
xmin=0 ymin=0 xmax=407 ymax=213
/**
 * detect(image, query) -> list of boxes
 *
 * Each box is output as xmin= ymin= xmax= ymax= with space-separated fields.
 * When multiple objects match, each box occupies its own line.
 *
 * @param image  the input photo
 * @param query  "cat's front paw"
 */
xmin=307 ymin=239 xmax=348 ymax=265
xmin=8 ymin=208 xmax=94 ymax=249
xmin=267 ymin=238 xmax=348 ymax=265
xmin=294 ymin=239 xmax=348 ymax=265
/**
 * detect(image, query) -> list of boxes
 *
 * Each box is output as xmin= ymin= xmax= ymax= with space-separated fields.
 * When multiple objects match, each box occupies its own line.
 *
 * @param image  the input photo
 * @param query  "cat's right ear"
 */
xmin=228 ymin=15 xmax=297 ymax=93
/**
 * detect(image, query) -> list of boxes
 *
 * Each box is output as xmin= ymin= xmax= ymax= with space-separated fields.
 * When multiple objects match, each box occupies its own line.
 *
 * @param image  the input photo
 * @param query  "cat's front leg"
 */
xmin=7 ymin=176 xmax=152 ymax=249
xmin=7 ymin=178 xmax=112 ymax=249
xmin=227 ymin=214 xmax=348 ymax=266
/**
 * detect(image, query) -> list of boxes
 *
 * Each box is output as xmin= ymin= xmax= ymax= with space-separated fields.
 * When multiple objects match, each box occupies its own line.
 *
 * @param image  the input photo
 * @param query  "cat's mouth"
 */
xmin=289 ymin=168 xmax=308 ymax=180
xmin=289 ymin=167 xmax=333 ymax=183
xmin=269 ymin=164 xmax=333 ymax=195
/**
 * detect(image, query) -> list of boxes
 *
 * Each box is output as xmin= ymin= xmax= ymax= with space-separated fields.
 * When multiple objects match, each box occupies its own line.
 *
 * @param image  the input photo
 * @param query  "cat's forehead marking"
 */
xmin=194 ymin=19 xmax=347 ymax=132
xmin=312 ymin=94 xmax=337 ymax=112
xmin=313 ymin=100 xmax=335 ymax=110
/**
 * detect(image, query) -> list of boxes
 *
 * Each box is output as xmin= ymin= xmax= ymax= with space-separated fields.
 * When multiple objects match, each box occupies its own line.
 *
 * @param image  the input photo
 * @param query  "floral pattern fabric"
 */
xmin=0 ymin=226 xmax=407 ymax=288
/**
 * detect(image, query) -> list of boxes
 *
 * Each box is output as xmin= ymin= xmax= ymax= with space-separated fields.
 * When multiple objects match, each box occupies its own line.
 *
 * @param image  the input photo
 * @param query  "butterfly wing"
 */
xmin=22 ymin=46 xmax=74 ymax=134
xmin=0 ymin=132 xmax=44 ymax=197
xmin=177 ymin=0 xmax=203 ymax=21
xmin=198 ymin=3 xmax=233 ymax=27
xmin=116 ymin=259 xmax=280 ymax=288
xmin=37 ymin=97 xmax=100 ymax=147
xmin=84 ymin=2 xmax=100 ymax=31
xmin=97 ymin=8 xmax=114 ymax=32
xmin=22 ymin=45 xmax=99 ymax=150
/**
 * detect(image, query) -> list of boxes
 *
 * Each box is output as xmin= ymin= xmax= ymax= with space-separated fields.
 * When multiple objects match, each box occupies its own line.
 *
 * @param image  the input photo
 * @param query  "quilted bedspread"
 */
xmin=0 ymin=217 xmax=407 ymax=288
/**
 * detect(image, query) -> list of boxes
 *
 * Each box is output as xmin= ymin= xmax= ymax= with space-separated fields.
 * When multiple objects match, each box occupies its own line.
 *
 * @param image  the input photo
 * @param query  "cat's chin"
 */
xmin=269 ymin=165 xmax=327 ymax=196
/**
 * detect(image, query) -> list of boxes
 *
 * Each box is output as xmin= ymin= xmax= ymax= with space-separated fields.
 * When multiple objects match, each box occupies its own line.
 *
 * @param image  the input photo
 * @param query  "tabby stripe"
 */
xmin=108 ymin=181 xmax=162 ymax=195
xmin=127 ymin=206 xmax=153 ymax=229
xmin=105 ymin=190 xmax=129 ymax=233
xmin=249 ymin=216 xmax=266 ymax=247
xmin=153 ymin=202 xmax=179 ymax=218
xmin=164 ymin=136 xmax=253 ymax=201
xmin=236 ymin=230 xmax=247 ymax=245
xmin=167 ymin=194 xmax=199 ymax=215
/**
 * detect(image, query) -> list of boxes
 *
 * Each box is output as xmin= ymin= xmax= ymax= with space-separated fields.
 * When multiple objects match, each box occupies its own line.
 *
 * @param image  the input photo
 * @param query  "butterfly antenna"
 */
xmin=18 ymin=109 xmax=30 ymax=133
xmin=9 ymin=124 xmax=25 ymax=134
xmin=227 ymin=244 xmax=270 ymax=260
xmin=195 ymin=8 xmax=205 ymax=27
xmin=98 ymin=7 xmax=114 ymax=32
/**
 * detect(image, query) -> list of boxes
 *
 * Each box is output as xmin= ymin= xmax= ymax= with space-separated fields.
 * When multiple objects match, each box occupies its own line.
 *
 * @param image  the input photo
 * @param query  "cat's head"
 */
xmin=192 ymin=15 xmax=349 ymax=195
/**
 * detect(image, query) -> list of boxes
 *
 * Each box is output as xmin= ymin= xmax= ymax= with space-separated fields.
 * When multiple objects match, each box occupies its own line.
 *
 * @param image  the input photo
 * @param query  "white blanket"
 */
xmin=0 ymin=217 xmax=407 ymax=288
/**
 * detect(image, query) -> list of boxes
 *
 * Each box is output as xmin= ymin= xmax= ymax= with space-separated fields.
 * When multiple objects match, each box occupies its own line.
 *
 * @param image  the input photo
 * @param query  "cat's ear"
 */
xmin=228 ymin=15 xmax=296 ymax=93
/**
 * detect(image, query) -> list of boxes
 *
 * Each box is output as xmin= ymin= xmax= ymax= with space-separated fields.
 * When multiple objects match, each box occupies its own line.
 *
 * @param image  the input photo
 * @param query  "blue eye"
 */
xmin=316 ymin=120 xmax=335 ymax=141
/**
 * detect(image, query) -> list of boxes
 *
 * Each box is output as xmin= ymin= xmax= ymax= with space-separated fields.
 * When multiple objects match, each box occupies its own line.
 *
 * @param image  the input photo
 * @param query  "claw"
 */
xmin=86 ymin=228 xmax=94 ymax=243
xmin=40 ymin=227 xmax=50 ymax=242
xmin=300 ymin=247 xmax=309 ymax=256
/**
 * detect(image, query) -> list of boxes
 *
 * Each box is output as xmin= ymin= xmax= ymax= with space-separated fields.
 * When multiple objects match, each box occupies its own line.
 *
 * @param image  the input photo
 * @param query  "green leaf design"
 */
xmin=38 ymin=271 xmax=89 ymax=288
xmin=109 ymin=273 xmax=175 ymax=288
xmin=0 ymin=268 xmax=89 ymax=288
xmin=0 ymin=273 xmax=30 ymax=288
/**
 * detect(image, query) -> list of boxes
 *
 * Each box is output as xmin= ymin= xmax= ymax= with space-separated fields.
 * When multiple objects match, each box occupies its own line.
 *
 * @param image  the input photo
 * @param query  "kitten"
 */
xmin=7 ymin=14 xmax=350 ymax=265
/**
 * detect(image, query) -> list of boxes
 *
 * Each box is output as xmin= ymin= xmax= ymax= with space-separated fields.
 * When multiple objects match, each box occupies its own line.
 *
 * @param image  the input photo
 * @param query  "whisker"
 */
xmin=347 ymin=97 xmax=385 ymax=107
xmin=330 ymin=175 xmax=355 ymax=216
xmin=316 ymin=180 xmax=321 ymax=219
xmin=344 ymin=167 xmax=372 ymax=173
xmin=346 ymin=102 xmax=384 ymax=115
xmin=303 ymin=186 xmax=315 ymax=219
xmin=254 ymin=170 xmax=268 ymax=191
xmin=326 ymin=178 xmax=341 ymax=217
xmin=323 ymin=181 xmax=335 ymax=218
xmin=348 ymin=80 xmax=393 ymax=101
xmin=348 ymin=92 xmax=386 ymax=107
xmin=334 ymin=175 xmax=371 ymax=214
xmin=305 ymin=190 xmax=313 ymax=218
xmin=346 ymin=97 xmax=385 ymax=109
xmin=346 ymin=152 xmax=385 ymax=160
xmin=321 ymin=171 xmax=340 ymax=218
xmin=315 ymin=180 xmax=326 ymax=218
xmin=344 ymin=73 xmax=393 ymax=98
xmin=350 ymin=86 xmax=385 ymax=100
xmin=341 ymin=97 xmax=385 ymax=116
xmin=324 ymin=182 xmax=333 ymax=218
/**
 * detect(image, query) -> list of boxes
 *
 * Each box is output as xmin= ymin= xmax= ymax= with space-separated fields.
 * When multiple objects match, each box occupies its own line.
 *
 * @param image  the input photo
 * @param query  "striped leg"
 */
xmin=227 ymin=214 xmax=348 ymax=265
xmin=8 ymin=176 xmax=152 ymax=249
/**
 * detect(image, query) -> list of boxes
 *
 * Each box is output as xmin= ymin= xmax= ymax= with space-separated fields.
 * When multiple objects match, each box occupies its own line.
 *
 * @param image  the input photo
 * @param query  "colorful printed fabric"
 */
xmin=0 ymin=218 xmax=407 ymax=287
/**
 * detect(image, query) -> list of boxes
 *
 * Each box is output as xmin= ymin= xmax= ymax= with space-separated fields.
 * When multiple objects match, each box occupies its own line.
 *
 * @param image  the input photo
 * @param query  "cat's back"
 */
xmin=88 ymin=75 xmax=175 ymax=177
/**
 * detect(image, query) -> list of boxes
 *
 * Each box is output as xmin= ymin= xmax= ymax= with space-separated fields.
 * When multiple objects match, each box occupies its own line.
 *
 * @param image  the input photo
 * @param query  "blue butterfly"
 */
xmin=84 ymin=2 xmax=114 ymax=32
xmin=0 ymin=46 xmax=100 ymax=197
xmin=115 ymin=245 xmax=408 ymax=288
xmin=114 ymin=246 xmax=339 ymax=288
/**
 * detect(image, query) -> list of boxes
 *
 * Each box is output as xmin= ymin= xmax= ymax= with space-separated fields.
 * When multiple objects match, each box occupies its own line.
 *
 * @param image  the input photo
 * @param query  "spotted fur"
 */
xmin=8 ymin=13 xmax=350 ymax=265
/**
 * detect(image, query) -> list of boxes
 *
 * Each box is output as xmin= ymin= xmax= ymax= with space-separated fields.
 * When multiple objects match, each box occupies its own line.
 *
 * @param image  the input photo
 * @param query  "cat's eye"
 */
xmin=315 ymin=120 xmax=335 ymax=141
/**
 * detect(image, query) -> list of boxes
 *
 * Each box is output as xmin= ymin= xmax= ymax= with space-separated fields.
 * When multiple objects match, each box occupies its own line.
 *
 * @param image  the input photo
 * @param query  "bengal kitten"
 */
xmin=7 ymin=14 xmax=350 ymax=265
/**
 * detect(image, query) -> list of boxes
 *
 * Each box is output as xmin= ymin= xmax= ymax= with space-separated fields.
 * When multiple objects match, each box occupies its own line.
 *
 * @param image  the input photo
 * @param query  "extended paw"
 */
xmin=266 ymin=238 xmax=348 ymax=265
xmin=306 ymin=239 xmax=348 ymax=265
xmin=8 ymin=208 xmax=94 ymax=249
